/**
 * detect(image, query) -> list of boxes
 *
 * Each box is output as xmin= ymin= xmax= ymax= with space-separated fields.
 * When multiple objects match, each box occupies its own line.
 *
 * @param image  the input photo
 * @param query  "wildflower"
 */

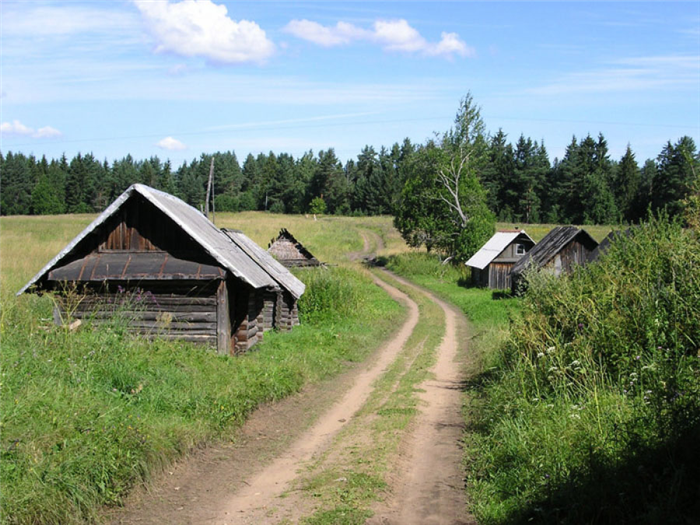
xmin=635 ymin=355 xmax=641 ymax=361
xmin=546 ymin=346 xmax=556 ymax=355
xmin=570 ymin=360 xmax=580 ymax=367
xmin=537 ymin=352 xmax=545 ymax=358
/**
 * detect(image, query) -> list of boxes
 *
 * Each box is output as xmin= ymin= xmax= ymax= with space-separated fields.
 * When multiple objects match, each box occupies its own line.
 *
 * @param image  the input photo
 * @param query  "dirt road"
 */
xmin=112 ymin=233 xmax=472 ymax=524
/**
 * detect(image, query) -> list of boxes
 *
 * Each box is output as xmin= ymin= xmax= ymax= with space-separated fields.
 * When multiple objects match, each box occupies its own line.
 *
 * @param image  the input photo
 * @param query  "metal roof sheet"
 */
xmin=223 ymin=229 xmax=306 ymax=299
xmin=17 ymin=184 xmax=294 ymax=296
xmin=465 ymin=231 xmax=534 ymax=270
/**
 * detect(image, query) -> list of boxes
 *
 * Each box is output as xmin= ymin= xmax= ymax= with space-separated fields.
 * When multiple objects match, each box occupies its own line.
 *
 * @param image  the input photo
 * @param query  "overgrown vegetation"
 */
xmin=0 ymin=267 xmax=404 ymax=524
xmin=465 ymin=216 xmax=700 ymax=524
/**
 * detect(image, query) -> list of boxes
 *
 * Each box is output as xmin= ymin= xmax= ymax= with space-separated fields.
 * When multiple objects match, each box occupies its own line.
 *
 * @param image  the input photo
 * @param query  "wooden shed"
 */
xmin=268 ymin=228 xmax=322 ymax=268
xmin=465 ymin=230 xmax=535 ymax=289
xmin=510 ymin=226 xmax=598 ymax=292
xmin=17 ymin=184 xmax=305 ymax=355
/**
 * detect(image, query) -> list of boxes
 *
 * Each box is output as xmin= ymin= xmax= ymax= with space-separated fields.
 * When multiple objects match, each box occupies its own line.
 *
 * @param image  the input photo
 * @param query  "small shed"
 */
xmin=268 ymin=229 xmax=322 ymax=268
xmin=465 ymin=230 xmax=535 ymax=289
xmin=17 ymin=184 xmax=305 ymax=355
xmin=510 ymin=226 xmax=599 ymax=292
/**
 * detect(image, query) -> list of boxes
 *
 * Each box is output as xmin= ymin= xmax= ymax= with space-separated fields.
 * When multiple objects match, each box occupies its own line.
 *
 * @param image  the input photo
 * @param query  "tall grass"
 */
xmin=466 ymin=216 xmax=700 ymax=524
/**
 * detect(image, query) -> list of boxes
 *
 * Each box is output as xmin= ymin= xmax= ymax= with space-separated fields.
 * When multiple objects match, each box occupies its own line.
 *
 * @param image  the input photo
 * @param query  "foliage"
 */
xmin=309 ymin=196 xmax=327 ymax=215
xmin=394 ymin=94 xmax=495 ymax=262
xmin=466 ymin=215 xmax=700 ymax=524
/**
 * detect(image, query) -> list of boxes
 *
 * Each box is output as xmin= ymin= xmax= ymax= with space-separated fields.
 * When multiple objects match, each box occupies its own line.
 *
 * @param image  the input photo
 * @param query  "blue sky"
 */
xmin=1 ymin=1 xmax=699 ymax=167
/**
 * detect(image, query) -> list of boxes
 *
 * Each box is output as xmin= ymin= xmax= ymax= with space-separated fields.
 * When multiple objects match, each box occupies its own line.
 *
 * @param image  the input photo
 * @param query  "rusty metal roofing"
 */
xmin=511 ymin=226 xmax=598 ymax=276
xmin=48 ymin=252 xmax=226 ymax=282
xmin=465 ymin=230 xmax=534 ymax=270
xmin=222 ymin=229 xmax=306 ymax=299
xmin=18 ymin=184 xmax=287 ymax=295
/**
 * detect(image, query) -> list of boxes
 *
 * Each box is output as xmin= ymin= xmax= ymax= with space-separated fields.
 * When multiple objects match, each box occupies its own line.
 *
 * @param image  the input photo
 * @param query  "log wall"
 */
xmin=53 ymin=281 xmax=220 ymax=347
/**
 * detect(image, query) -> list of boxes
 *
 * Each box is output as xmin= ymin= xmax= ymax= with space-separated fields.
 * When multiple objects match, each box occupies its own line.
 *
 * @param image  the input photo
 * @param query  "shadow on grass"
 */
xmin=478 ymin=421 xmax=700 ymax=525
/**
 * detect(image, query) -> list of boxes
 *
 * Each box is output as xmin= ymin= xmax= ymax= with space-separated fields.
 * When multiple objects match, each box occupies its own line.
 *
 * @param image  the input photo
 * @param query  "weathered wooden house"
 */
xmin=510 ymin=226 xmax=598 ymax=292
xmin=465 ymin=230 xmax=535 ymax=289
xmin=17 ymin=184 xmax=305 ymax=354
xmin=268 ymin=228 xmax=322 ymax=268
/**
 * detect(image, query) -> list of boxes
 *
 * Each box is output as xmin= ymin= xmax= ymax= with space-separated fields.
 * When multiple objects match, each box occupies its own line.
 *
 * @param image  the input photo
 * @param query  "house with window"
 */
xmin=465 ymin=230 xmax=535 ymax=289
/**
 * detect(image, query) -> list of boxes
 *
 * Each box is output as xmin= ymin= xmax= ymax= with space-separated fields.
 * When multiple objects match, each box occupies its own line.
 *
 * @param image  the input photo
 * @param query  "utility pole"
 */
xmin=205 ymin=157 xmax=214 ymax=220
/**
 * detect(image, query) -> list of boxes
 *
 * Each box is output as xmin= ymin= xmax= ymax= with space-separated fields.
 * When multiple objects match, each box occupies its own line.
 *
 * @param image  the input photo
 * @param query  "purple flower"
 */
xmin=635 ymin=355 xmax=641 ymax=361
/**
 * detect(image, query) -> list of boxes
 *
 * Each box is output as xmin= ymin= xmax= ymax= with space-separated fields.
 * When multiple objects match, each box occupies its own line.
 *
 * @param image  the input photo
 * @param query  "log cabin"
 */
xmin=465 ymin=230 xmax=535 ymax=289
xmin=17 ymin=184 xmax=305 ymax=354
xmin=268 ymin=228 xmax=322 ymax=268
xmin=510 ymin=226 xmax=598 ymax=293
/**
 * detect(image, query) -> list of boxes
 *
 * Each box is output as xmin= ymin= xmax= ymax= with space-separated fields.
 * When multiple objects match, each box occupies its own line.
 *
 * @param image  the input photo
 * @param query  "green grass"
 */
xmin=1 ymin=262 xmax=404 ymax=523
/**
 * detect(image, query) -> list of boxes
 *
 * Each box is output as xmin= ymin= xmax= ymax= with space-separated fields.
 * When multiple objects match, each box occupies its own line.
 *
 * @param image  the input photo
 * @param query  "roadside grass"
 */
xmin=0 ymin=213 xmax=405 ymax=525
xmin=298 ymin=269 xmax=445 ymax=524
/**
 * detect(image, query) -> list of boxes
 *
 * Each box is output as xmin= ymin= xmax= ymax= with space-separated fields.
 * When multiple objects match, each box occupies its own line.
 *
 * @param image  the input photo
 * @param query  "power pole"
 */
xmin=205 ymin=157 xmax=214 ymax=220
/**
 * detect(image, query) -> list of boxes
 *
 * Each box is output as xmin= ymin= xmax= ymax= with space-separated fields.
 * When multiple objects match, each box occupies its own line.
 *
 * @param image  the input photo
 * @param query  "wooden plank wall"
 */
xmin=489 ymin=263 xmax=514 ymax=290
xmin=54 ymin=282 xmax=219 ymax=346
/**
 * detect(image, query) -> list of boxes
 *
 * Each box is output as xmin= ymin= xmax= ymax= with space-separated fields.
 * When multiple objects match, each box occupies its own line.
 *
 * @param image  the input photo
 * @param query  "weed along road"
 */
xmin=112 ymin=247 xmax=472 ymax=524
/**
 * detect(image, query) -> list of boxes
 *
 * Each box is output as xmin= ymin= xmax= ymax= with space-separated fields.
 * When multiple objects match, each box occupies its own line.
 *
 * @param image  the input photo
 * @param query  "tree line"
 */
xmin=1 ymin=115 xmax=697 ymax=230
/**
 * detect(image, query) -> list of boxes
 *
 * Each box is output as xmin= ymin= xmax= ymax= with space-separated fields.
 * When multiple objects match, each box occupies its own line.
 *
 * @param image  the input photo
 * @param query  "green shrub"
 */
xmin=467 ymin=215 xmax=700 ymax=523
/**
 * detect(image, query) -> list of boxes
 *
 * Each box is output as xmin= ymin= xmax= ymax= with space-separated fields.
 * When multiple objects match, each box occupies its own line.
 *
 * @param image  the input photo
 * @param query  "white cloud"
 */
xmin=283 ymin=20 xmax=369 ymax=47
xmin=134 ymin=0 xmax=274 ymax=65
xmin=0 ymin=120 xmax=62 ymax=139
xmin=1 ymin=120 xmax=34 ymax=136
xmin=33 ymin=126 xmax=63 ymax=139
xmin=157 ymin=136 xmax=187 ymax=150
xmin=283 ymin=18 xmax=472 ymax=59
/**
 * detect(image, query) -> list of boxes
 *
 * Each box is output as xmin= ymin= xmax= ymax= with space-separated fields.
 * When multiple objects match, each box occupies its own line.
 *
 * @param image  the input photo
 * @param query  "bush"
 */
xmin=467 ymin=215 xmax=700 ymax=524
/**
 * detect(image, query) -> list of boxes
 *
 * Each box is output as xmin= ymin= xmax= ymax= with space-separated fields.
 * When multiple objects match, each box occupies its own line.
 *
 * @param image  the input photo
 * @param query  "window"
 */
xmin=515 ymin=244 xmax=526 ymax=255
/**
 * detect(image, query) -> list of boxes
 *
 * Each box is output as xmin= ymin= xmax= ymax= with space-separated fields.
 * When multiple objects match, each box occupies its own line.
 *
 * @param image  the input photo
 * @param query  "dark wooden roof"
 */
xmin=511 ymin=226 xmax=598 ymax=276
xmin=268 ymin=228 xmax=322 ymax=267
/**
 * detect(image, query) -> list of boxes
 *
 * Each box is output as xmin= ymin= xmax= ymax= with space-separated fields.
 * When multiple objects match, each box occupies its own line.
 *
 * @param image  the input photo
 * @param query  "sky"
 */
xmin=1 ymin=1 xmax=699 ymax=167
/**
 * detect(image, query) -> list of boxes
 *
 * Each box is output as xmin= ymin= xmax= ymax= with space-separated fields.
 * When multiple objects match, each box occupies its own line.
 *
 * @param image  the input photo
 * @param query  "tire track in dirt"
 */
xmin=368 ymin=272 xmax=475 ymax=525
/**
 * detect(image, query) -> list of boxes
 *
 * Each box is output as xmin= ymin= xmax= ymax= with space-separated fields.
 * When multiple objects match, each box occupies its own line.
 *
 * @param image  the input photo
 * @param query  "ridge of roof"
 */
xmin=511 ymin=226 xmax=597 ymax=276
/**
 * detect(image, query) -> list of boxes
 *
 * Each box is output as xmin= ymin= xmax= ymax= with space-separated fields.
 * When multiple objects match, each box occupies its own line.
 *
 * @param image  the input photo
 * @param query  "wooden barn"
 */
xmin=268 ymin=228 xmax=322 ymax=268
xmin=510 ymin=226 xmax=598 ymax=292
xmin=17 ymin=184 xmax=305 ymax=355
xmin=587 ymin=228 xmax=632 ymax=264
xmin=465 ymin=230 xmax=535 ymax=289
